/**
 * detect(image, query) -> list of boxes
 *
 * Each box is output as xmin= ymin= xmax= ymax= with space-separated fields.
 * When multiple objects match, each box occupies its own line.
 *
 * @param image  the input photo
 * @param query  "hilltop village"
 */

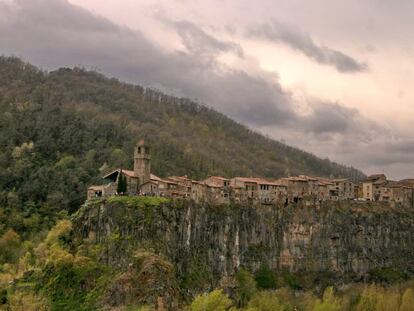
xmin=88 ymin=140 xmax=414 ymax=207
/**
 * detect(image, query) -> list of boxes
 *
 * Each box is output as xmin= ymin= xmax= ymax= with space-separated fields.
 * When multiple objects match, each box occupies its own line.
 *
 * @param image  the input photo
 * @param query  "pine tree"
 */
xmin=117 ymin=170 xmax=124 ymax=195
xmin=122 ymin=174 xmax=128 ymax=194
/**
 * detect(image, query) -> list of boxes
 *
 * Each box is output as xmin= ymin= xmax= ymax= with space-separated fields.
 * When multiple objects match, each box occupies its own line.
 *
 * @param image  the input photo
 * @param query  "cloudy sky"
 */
xmin=1 ymin=0 xmax=414 ymax=179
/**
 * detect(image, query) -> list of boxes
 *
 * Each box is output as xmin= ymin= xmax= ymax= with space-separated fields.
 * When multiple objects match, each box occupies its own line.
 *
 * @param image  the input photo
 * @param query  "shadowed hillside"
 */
xmin=0 ymin=56 xmax=364 ymax=217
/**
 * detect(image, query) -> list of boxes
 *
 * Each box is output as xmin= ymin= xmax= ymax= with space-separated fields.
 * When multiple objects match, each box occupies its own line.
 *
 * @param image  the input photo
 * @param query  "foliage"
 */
xmin=235 ymin=268 xmax=257 ymax=307
xmin=245 ymin=290 xmax=291 ymax=311
xmin=369 ymin=267 xmax=407 ymax=284
xmin=312 ymin=287 xmax=342 ymax=311
xmin=0 ymin=229 xmax=21 ymax=264
xmin=189 ymin=289 xmax=233 ymax=311
xmin=255 ymin=265 xmax=277 ymax=290
xmin=400 ymin=288 xmax=414 ymax=311
xmin=281 ymin=271 xmax=302 ymax=290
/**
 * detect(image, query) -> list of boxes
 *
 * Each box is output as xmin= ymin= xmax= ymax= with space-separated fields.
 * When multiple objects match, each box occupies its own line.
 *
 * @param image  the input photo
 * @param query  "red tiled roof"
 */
xmin=233 ymin=177 xmax=284 ymax=186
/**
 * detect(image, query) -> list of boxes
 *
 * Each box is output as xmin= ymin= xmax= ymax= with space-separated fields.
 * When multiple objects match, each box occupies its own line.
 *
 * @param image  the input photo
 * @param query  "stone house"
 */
xmin=87 ymin=140 xmax=414 ymax=206
xmin=280 ymin=176 xmax=310 ymax=202
xmin=362 ymin=174 xmax=387 ymax=201
xmin=329 ymin=178 xmax=355 ymax=200
xmin=314 ymin=179 xmax=335 ymax=201
xmin=230 ymin=177 xmax=287 ymax=204
xmin=379 ymin=181 xmax=412 ymax=204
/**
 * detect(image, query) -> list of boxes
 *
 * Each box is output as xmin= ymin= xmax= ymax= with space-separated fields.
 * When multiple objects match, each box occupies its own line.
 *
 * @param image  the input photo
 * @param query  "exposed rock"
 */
xmin=73 ymin=198 xmax=414 ymax=292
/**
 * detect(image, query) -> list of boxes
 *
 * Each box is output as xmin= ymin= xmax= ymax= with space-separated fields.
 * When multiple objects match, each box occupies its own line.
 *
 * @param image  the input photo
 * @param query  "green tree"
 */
xmin=255 ymin=266 xmax=277 ymax=290
xmin=190 ymin=289 xmax=232 ymax=311
xmin=246 ymin=291 xmax=290 ymax=311
xmin=235 ymin=268 xmax=257 ymax=307
xmin=117 ymin=171 xmax=125 ymax=194
xmin=123 ymin=174 xmax=128 ymax=193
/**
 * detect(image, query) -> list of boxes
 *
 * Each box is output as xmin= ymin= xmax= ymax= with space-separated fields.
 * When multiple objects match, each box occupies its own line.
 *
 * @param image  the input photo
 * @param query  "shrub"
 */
xmin=246 ymin=291 xmax=291 ymax=311
xmin=190 ymin=289 xmax=232 ymax=311
xmin=255 ymin=266 xmax=277 ymax=290
xmin=235 ymin=268 xmax=257 ymax=307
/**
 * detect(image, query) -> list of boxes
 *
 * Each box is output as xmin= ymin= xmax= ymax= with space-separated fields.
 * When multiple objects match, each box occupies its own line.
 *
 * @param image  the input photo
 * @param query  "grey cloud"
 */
xmin=248 ymin=21 xmax=367 ymax=73
xmin=166 ymin=19 xmax=244 ymax=58
xmin=0 ymin=0 xmax=291 ymax=127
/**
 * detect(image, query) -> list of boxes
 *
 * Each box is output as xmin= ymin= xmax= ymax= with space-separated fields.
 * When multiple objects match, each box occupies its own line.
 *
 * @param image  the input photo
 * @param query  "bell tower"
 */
xmin=134 ymin=139 xmax=151 ymax=186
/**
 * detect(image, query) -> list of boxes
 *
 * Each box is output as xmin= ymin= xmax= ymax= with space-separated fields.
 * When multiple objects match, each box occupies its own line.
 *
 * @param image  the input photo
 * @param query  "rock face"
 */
xmin=73 ymin=198 xmax=414 ymax=289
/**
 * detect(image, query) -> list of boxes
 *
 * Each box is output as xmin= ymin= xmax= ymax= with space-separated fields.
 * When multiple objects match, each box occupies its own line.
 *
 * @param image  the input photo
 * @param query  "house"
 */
xmin=87 ymin=140 xmax=414 ymax=207
xmin=329 ymin=178 xmax=355 ymax=200
xmin=280 ymin=176 xmax=310 ymax=202
xmin=230 ymin=177 xmax=287 ymax=204
xmin=315 ymin=178 xmax=335 ymax=201
xmin=379 ymin=181 xmax=413 ymax=204
xmin=362 ymin=174 xmax=387 ymax=201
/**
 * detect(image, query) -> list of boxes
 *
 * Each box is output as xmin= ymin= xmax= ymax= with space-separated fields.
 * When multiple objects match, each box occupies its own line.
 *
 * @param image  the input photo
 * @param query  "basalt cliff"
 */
xmin=73 ymin=197 xmax=414 ymax=292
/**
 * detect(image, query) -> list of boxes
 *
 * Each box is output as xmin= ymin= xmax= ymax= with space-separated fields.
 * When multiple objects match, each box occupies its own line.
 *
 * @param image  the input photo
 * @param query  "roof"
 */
xmin=331 ymin=178 xmax=350 ymax=182
xmin=233 ymin=177 xmax=285 ymax=186
xmin=88 ymin=185 xmax=105 ymax=191
xmin=383 ymin=181 xmax=412 ymax=189
xmin=207 ymin=176 xmax=230 ymax=181
xmin=317 ymin=180 xmax=335 ymax=186
xmin=298 ymin=175 xmax=318 ymax=181
xmin=364 ymin=174 xmax=386 ymax=182
xmin=150 ymin=174 xmax=163 ymax=182
xmin=280 ymin=177 xmax=309 ymax=182
xmin=399 ymin=179 xmax=414 ymax=187
xmin=103 ymin=169 xmax=163 ymax=182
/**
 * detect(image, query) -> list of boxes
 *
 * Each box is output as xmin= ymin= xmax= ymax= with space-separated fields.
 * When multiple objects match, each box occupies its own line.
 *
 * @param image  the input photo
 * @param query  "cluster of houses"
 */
xmin=87 ymin=140 xmax=414 ymax=207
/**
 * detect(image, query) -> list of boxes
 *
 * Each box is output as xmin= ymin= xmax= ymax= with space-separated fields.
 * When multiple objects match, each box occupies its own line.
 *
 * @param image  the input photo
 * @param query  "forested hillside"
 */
xmin=0 ymin=56 xmax=364 ymax=233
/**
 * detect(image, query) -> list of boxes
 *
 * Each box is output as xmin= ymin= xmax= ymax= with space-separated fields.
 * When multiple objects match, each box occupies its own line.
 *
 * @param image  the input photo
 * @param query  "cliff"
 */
xmin=73 ymin=197 xmax=414 ymax=291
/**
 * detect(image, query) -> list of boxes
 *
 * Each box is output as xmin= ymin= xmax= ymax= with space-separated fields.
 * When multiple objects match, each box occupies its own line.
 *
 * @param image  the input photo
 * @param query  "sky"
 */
xmin=0 ymin=0 xmax=413 ymax=179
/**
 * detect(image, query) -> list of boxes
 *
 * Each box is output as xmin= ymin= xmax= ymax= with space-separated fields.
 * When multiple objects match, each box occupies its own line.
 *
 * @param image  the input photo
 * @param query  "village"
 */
xmin=87 ymin=140 xmax=414 ymax=207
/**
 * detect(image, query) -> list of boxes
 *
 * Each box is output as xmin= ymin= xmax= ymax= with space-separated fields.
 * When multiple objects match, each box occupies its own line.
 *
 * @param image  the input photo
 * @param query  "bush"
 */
xmin=369 ymin=267 xmax=407 ymax=284
xmin=235 ymin=268 xmax=257 ymax=307
xmin=312 ymin=287 xmax=342 ymax=311
xmin=255 ymin=266 xmax=277 ymax=290
xmin=282 ymin=272 xmax=301 ymax=290
xmin=190 ymin=289 xmax=232 ymax=311
xmin=246 ymin=291 xmax=291 ymax=311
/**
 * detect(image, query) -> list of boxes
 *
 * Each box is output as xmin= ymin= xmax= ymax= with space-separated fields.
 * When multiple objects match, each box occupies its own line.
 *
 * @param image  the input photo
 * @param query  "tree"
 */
xmin=123 ymin=174 xmax=128 ymax=194
xmin=246 ymin=291 xmax=290 ymax=311
xmin=235 ymin=268 xmax=257 ymax=307
xmin=190 ymin=289 xmax=232 ymax=311
xmin=117 ymin=171 xmax=125 ymax=194
xmin=255 ymin=266 xmax=277 ymax=290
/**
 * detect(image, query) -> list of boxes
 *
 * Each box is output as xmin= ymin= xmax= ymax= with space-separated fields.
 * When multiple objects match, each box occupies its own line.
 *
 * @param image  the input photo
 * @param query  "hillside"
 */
xmin=0 ymin=56 xmax=364 ymax=218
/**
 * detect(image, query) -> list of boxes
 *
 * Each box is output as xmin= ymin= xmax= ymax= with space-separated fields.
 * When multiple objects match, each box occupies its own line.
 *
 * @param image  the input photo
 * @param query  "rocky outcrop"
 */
xmin=73 ymin=197 xmax=414 ymax=289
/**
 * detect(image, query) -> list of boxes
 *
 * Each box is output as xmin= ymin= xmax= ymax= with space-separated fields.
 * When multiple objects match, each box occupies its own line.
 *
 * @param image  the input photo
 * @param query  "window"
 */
xmin=138 ymin=147 xmax=141 ymax=154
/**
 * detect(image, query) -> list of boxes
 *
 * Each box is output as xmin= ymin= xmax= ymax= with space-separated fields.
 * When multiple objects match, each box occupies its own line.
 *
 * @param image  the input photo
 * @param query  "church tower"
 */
xmin=134 ymin=139 xmax=151 ymax=186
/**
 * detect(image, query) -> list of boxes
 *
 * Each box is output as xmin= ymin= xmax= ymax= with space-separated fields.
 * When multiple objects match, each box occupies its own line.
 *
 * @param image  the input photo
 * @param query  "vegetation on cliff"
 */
xmin=1 ymin=217 xmax=414 ymax=310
